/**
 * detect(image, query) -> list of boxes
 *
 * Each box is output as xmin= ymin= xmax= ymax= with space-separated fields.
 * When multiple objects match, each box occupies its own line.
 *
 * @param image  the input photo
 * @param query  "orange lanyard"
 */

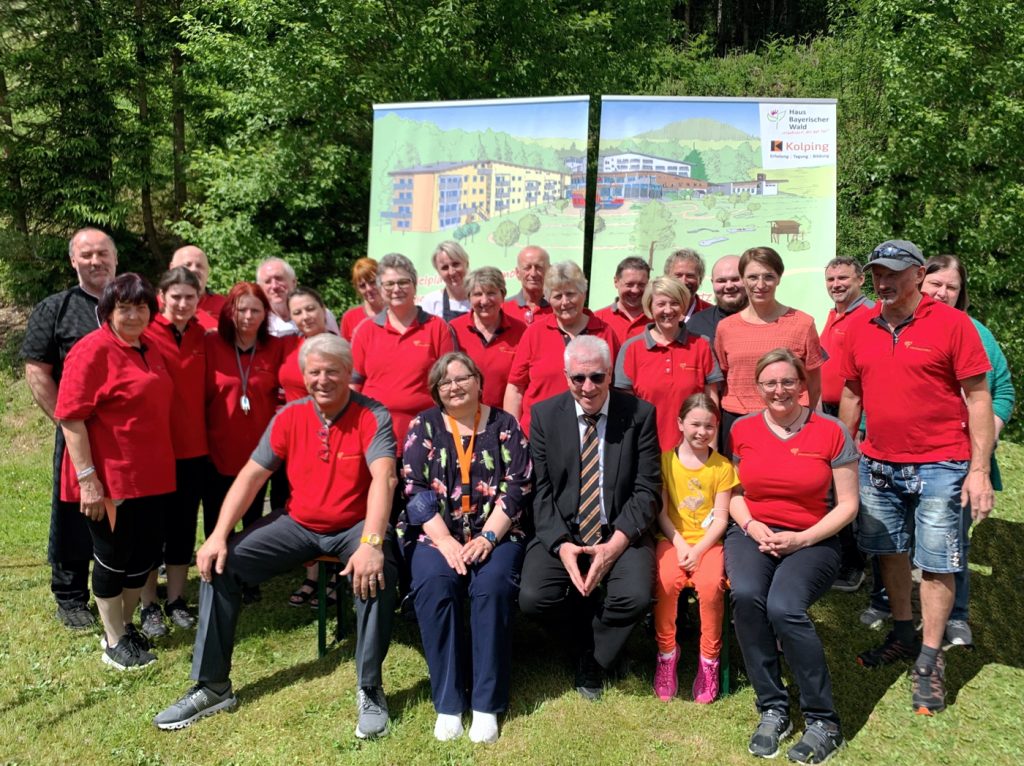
xmin=446 ymin=407 xmax=481 ymax=516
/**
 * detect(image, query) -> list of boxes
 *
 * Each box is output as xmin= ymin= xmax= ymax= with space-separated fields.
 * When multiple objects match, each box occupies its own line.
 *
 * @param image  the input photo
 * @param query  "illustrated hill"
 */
xmin=635 ymin=118 xmax=755 ymax=142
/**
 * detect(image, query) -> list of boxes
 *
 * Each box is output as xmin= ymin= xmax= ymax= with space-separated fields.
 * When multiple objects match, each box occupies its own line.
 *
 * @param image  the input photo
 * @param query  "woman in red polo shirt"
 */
xmin=136 ymin=267 xmax=208 ymax=639
xmin=204 ymin=283 xmax=288 ymax=554
xmin=449 ymin=266 xmax=527 ymax=409
xmin=725 ymin=348 xmax=859 ymax=762
xmin=340 ymin=257 xmax=384 ymax=342
xmin=503 ymin=261 xmax=619 ymax=435
xmin=351 ymin=253 xmax=456 ymax=450
xmin=56 ymin=273 xmax=176 ymax=670
xmin=714 ymin=246 xmax=824 ymax=456
xmin=614 ymin=276 xmax=722 ymax=450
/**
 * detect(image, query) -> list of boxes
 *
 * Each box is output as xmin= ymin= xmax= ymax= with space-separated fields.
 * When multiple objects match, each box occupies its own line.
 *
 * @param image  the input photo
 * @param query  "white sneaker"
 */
xmin=434 ymin=712 xmax=464 ymax=741
xmin=468 ymin=710 xmax=499 ymax=744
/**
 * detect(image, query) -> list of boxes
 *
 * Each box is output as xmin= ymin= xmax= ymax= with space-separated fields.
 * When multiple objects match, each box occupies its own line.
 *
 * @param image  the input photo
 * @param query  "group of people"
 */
xmin=21 ymin=229 xmax=1009 ymax=760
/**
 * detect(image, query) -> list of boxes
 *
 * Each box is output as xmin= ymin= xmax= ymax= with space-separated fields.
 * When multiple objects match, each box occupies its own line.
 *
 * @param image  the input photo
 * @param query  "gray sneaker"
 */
xmin=748 ymin=708 xmax=793 ymax=758
xmin=102 ymin=634 xmax=157 ymax=671
xmin=154 ymin=684 xmax=238 ymax=730
xmin=943 ymin=619 xmax=973 ymax=649
xmin=140 ymin=603 xmax=169 ymax=639
xmin=859 ymin=605 xmax=891 ymax=630
xmin=355 ymin=686 xmax=390 ymax=739
xmin=165 ymin=599 xmax=196 ymax=630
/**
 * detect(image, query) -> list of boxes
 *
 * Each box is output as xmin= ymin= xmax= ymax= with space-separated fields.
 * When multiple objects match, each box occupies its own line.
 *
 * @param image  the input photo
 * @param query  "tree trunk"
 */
xmin=170 ymin=0 xmax=186 ymax=219
xmin=135 ymin=0 xmax=160 ymax=258
xmin=0 ymin=70 xmax=29 ymax=235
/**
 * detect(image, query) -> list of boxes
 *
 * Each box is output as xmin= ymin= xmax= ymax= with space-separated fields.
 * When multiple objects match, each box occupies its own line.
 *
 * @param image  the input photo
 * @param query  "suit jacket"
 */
xmin=529 ymin=389 xmax=661 ymax=553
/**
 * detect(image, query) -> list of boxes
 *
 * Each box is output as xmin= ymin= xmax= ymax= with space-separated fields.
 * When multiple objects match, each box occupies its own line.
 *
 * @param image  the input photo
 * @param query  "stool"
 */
xmin=310 ymin=555 xmax=347 ymax=658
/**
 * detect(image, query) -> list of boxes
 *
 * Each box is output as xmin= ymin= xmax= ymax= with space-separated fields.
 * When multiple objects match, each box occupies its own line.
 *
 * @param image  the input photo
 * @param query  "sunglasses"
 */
xmin=567 ymin=372 xmax=607 ymax=386
xmin=869 ymin=245 xmax=920 ymax=264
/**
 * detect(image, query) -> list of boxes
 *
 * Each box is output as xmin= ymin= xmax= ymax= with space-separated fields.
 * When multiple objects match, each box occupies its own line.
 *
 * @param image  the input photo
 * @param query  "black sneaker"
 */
xmin=56 ymin=602 xmax=96 ymax=630
xmin=153 ymin=684 xmax=238 ymax=730
xmin=140 ymin=603 xmax=169 ymax=639
xmin=830 ymin=567 xmax=865 ymax=593
xmin=575 ymin=653 xmax=605 ymax=702
xmin=911 ymin=652 xmax=946 ymax=715
xmin=749 ymin=708 xmax=793 ymax=758
xmin=102 ymin=633 xmax=157 ymax=670
xmin=857 ymin=630 xmax=920 ymax=668
xmin=787 ymin=720 xmax=844 ymax=763
xmin=165 ymin=598 xmax=196 ymax=630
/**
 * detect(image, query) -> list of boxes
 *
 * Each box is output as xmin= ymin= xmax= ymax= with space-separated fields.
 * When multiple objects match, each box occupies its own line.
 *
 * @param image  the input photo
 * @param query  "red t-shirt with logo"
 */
xmin=731 ymin=411 xmax=859 ymax=530
xmin=142 ymin=314 xmax=208 ymax=459
xmin=450 ymin=311 xmax=527 ymax=409
xmin=839 ymin=294 xmax=990 ymax=462
xmin=594 ymin=302 xmax=648 ymax=346
xmin=55 ymin=324 xmax=176 ymax=501
xmin=819 ymin=296 xmax=874 ymax=405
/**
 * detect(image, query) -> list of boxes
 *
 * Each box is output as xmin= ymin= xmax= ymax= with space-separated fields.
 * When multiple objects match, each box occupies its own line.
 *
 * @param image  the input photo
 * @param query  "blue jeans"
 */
xmin=857 ymin=457 xmax=967 ymax=574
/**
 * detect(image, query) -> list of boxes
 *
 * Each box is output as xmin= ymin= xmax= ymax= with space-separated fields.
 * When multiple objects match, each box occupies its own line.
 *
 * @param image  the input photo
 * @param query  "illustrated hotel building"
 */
xmin=384 ymin=160 xmax=570 ymax=233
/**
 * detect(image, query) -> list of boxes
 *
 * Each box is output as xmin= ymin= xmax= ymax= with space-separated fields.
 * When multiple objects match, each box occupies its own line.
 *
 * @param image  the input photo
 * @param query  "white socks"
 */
xmin=434 ymin=711 xmax=499 ymax=743
xmin=434 ymin=713 xmax=463 ymax=741
xmin=468 ymin=711 xmax=499 ymax=744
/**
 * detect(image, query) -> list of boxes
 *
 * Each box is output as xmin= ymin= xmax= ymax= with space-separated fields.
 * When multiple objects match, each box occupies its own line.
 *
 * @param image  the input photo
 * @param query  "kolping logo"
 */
xmin=770 ymin=140 xmax=784 ymax=153
xmin=767 ymin=109 xmax=787 ymax=123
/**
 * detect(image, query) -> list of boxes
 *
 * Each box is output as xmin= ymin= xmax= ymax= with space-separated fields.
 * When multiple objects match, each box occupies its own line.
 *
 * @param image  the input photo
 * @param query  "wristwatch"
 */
xmin=481 ymin=530 xmax=497 ymax=546
xmin=360 ymin=533 xmax=383 ymax=549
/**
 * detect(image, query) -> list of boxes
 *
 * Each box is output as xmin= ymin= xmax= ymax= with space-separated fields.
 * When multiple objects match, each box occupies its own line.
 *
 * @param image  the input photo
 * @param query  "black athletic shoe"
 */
xmin=56 ymin=602 xmax=96 ymax=630
xmin=857 ymin=630 xmax=920 ymax=668
xmin=575 ymin=653 xmax=605 ymax=702
xmin=787 ymin=720 xmax=844 ymax=763
xmin=102 ymin=634 xmax=157 ymax=671
xmin=748 ymin=709 xmax=793 ymax=758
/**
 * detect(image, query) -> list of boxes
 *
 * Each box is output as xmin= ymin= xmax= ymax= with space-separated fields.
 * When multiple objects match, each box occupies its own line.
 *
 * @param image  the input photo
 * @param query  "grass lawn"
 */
xmin=1 ymin=364 xmax=1022 ymax=765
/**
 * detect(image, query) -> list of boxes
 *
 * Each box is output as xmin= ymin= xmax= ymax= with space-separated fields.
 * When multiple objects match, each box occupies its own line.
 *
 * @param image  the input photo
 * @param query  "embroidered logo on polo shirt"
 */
xmin=904 ymin=340 xmax=932 ymax=352
xmin=413 ymin=340 xmax=429 ymax=347
xmin=499 ymin=346 xmax=516 ymax=355
xmin=790 ymin=448 xmax=824 ymax=457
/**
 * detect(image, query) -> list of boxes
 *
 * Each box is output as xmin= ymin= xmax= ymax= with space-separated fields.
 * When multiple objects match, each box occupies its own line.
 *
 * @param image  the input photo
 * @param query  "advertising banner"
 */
xmin=369 ymin=97 xmax=590 ymax=298
xmin=593 ymin=96 xmax=837 ymax=324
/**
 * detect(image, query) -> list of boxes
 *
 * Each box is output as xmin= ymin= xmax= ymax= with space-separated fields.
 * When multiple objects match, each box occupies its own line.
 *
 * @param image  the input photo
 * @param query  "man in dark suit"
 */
xmin=519 ymin=335 xmax=661 ymax=700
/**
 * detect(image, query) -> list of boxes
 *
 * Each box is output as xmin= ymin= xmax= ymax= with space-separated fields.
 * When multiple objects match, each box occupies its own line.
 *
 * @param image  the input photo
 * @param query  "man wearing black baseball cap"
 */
xmin=838 ymin=238 xmax=994 ymax=716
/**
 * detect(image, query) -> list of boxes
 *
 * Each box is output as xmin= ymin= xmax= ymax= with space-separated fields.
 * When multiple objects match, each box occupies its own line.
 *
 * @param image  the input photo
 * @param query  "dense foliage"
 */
xmin=1 ymin=0 xmax=1021 ymax=431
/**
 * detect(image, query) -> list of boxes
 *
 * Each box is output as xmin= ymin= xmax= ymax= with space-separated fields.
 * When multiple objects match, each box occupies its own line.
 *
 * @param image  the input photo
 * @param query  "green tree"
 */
xmin=493 ymin=219 xmax=520 ymax=255
xmin=631 ymin=200 xmax=675 ymax=266
xmin=519 ymin=213 xmax=540 ymax=243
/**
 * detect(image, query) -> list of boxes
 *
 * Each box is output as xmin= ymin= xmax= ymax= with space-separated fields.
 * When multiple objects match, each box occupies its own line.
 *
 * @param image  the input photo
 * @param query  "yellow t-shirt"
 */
xmin=660 ymin=448 xmax=740 ymax=544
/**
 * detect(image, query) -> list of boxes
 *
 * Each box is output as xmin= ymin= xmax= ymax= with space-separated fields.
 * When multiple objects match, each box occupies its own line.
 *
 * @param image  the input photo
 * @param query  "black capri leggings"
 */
xmin=88 ymin=494 xmax=169 ymax=598
xmin=161 ymin=456 xmax=207 ymax=566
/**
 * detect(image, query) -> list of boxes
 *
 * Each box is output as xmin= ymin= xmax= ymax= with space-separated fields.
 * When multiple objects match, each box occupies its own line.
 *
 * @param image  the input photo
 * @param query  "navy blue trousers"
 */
xmin=410 ymin=539 xmax=524 ymax=715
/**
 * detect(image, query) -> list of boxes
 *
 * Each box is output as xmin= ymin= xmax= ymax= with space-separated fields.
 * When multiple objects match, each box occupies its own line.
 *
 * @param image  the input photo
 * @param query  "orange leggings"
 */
xmin=654 ymin=539 xmax=726 ymax=658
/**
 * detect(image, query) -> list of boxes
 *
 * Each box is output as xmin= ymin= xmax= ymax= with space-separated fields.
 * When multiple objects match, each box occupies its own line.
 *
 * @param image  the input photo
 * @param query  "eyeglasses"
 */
xmin=744 ymin=273 xmax=779 ymax=284
xmin=757 ymin=378 xmax=800 ymax=391
xmin=438 ymin=374 xmax=475 ymax=391
xmin=568 ymin=372 xmax=607 ymax=386
xmin=318 ymin=424 xmax=331 ymax=463
xmin=381 ymin=278 xmax=413 ymax=290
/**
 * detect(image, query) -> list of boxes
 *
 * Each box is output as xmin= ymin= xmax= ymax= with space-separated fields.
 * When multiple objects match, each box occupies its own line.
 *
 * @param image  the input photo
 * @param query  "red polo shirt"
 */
xmin=819 ymin=295 xmax=874 ymax=406
xmin=55 ymin=324 xmax=176 ymax=501
xmin=450 ymin=311 xmax=527 ymax=409
xmin=205 ymin=333 xmax=288 ymax=476
xmin=251 ymin=394 xmax=395 ymax=532
xmin=502 ymin=291 xmax=552 ymax=326
xmin=142 ymin=314 xmax=208 ymax=459
xmin=731 ymin=411 xmax=860 ymax=530
xmin=197 ymin=292 xmax=227 ymax=331
xmin=279 ymin=336 xmax=310 ymax=403
xmin=594 ymin=302 xmax=649 ymax=345
xmin=340 ymin=305 xmax=372 ymax=342
xmin=614 ymin=324 xmax=723 ymax=450
xmin=507 ymin=311 xmax=619 ymax=435
xmin=351 ymin=308 xmax=456 ymax=448
xmin=839 ymin=294 xmax=990 ymax=462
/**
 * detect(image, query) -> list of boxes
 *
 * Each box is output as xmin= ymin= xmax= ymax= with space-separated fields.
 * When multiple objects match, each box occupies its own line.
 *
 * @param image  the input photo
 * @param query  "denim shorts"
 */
xmin=857 ymin=457 xmax=967 ymax=574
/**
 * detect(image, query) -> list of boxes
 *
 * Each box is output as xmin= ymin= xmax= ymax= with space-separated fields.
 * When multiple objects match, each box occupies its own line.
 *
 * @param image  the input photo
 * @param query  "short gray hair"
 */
xmin=464 ymin=265 xmax=506 ymax=297
xmin=69 ymin=227 xmax=117 ymax=258
xmin=377 ymin=252 xmax=418 ymax=286
xmin=299 ymin=333 xmax=353 ymax=372
xmin=256 ymin=257 xmax=296 ymax=283
xmin=544 ymin=260 xmax=588 ymax=299
xmin=564 ymin=335 xmax=611 ymax=371
xmin=664 ymin=249 xmax=706 ymax=282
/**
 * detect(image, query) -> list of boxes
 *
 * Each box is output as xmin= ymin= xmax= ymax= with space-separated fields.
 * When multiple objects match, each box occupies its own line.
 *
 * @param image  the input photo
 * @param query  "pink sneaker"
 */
xmin=692 ymin=655 xmax=720 ymax=704
xmin=653 ymin=646 xmax=679 ymax=701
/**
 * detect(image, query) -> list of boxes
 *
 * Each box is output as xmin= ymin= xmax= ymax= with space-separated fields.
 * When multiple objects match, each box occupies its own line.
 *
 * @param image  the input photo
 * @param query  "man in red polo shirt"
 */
xmin=839 ymin=240 xmax=994 ymax=716
xmin=503 ymin=245 xmax=553 ymax=325
xmin=820 ymin=256 xmax=874 ymax=593
xmin=154 ymin=334 xmax=398 ymax=739
xmin=595 ymin=257 xmax=651 ymax=344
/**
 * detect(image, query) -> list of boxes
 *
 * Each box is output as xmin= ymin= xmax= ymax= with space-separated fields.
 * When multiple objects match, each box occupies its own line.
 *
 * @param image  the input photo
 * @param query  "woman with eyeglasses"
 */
xmin=504 ymin=260 xmax=619 ymax=435
xmin=420 ymin=241 xmax=471 ymax=322
xmin=920 ymin=254 xmax=1015 ymax=649
xmin=401 ymin=352 xmax=531 ymax=744
xmin=56 ymin=273 xmax=176 ymax=669
xmin=713 ymin=246 xmax=824 ymax=455
xmin=350 ymin=253 xmax=456 ymax=451
xmin=340 ymin=257 xmax=384 ymax=342
xmin=614 ymin=276 xmax=723 ymax=451
xmin=725 ymin=348 xmax=859 ymax=762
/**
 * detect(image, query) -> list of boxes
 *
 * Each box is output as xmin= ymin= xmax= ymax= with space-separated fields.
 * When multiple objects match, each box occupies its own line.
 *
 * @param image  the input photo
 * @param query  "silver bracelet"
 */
xmin=76 ymin=466 xmax=96 ymax=481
